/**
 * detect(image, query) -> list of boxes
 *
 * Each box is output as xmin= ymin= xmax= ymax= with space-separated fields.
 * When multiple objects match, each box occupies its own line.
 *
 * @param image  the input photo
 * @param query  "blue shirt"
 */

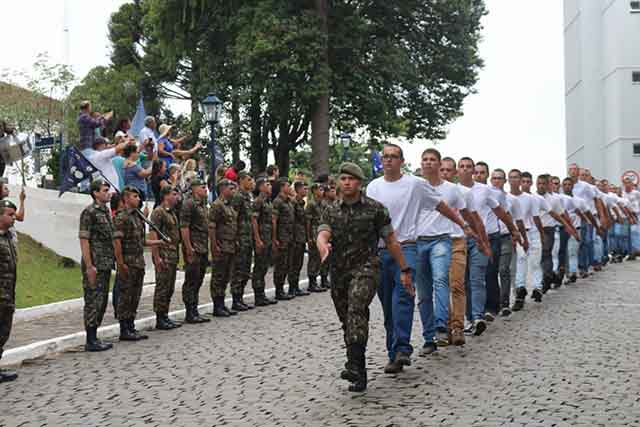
xmin=124 ymin=163 xmax=147 ymax=196
xmin=158 ymin=137 xmax=174 ymax=167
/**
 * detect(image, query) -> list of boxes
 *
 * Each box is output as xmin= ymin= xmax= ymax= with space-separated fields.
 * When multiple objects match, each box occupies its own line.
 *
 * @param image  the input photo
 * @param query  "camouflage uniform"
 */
xmin=150 ymin=205 xmax=180 ymax=315
xmin=0 ymin=230 xmax=17 ymax=363
xmin=305 ymin=199 xmax=323 ymax=279
xmin=209 ymin=197 xmax=238 ymax=299
xmin=230 ymin=189 xmax=253 ymax=296
xmin=318 ymin=194 xmax=392 ymax=347
xmin=288 ymin=197 xmax=307 ymax=290
xmin=251 ymin=193 xmax=273 ymax=296
xmin=78 ymin=203 xmax=115 ymax=329
xmin=114 ymin=208 xmax=146 ymax=321
xmin=180 ymin=195 xmax=209 ymax=308
xmin=272 ymin=195 xmax=295 ymax=292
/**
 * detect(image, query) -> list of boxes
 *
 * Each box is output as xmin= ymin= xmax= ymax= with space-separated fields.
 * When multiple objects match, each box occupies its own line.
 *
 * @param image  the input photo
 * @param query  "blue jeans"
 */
xmin=631 ymin=223 xmax=640 ymax=253
xmin=415 ymin=238 xmax=451 ymax=344
xmin=484 ymin=233 xmax=502 ymax=315
xmin=579 ymin=224 xmax=593 ymax=272
xmin=465 ymin=238 xmax=489 ymax=322
xmin=378 ymin=245 xmax=416 ymax=361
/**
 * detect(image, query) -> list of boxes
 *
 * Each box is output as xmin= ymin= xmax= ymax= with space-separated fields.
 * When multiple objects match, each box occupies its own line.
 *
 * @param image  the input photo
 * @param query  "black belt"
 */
xmin=488 ymin=232 xmax=500 ymax=239
xmin=417 ymin=234 xmax=449 ymax=241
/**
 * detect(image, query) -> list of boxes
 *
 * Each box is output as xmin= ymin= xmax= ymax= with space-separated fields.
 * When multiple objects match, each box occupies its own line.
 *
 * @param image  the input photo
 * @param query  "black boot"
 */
xmin=291 ymin=283 xmax=310 ymax=297
xmin=276 ymin=286 xmax=293 ymax=301
xmin=129 ymin=319 xmax=148 ymax=340
xmin=321 ymin=275 xmax=331 ymax=290
xmin=185 ymin=305 xmax=210 ymax=323
xmin=541 ymin=276 xmax=552 ymax=294
xmin=347 ymin=344 xmax=367 ymax=392
xmin=553 ymin=270 xmax=564 ymax=289
xmin=213 ymin=297 xmax=231 ymax=317
xmin=85 ymin=327 xmax=112 ymax=351
xmin=239 ymin=284 xmax=254 ymax=309
xmin=340 ymin=346 xmax=358 ymax=382
xmin=254 ymin=293 xmax=271 ymax=307
xmin=119 ymin=320 xmax=139 ymax=341
xmin=231 ymin=294 xmax=249 ymax=312
xmin=512 ymin=287 xmax=527 ymax=311
xmin=308 ymin=277 xmax=326 ymax=293
xmin=0 ymin=368 xmax=18 ymax=383
xmin=156 ymin=314 xmax=174 ymax=330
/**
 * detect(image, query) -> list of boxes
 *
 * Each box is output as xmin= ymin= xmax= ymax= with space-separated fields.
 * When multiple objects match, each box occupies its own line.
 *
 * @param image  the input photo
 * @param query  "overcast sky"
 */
xmin=2 ymin=0 xmax=567 ymax=178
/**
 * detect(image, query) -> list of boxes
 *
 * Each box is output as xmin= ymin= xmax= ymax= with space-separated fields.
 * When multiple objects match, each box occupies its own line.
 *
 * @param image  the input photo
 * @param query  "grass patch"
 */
xmin=15 ymin=232 xmax=84 ymax=308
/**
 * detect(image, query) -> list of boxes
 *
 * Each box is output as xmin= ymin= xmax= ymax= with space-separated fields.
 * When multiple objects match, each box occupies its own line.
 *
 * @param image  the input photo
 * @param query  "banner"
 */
xmin=58 ymin=146 xmax=105 ymax=197
xmin=371 ymin=150 xmax=383 ymax=177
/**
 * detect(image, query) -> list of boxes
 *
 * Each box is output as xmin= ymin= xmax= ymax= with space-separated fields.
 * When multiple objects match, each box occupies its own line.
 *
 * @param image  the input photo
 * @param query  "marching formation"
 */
xmin=0 ymin=143 xmax=639 ymax=394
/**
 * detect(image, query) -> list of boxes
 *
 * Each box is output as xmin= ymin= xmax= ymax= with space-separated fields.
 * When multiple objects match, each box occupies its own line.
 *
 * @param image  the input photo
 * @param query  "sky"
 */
xmin=1 ymin=0 xmax=568 ymax=179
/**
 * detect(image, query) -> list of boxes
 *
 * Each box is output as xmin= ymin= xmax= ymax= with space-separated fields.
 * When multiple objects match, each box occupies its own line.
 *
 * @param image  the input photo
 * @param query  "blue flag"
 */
xmin=371 ymin=150 xmax=383 ymax=177
xmin=130 ymin=95 xmax=146 ymax=138
xmin=58 ymin=146 xmax=107 ymax=197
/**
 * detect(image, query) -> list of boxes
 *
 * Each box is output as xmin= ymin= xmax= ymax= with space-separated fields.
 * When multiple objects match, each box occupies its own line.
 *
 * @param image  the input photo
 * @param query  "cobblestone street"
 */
xmin=2 ymin=261 xmax=640 ymax=427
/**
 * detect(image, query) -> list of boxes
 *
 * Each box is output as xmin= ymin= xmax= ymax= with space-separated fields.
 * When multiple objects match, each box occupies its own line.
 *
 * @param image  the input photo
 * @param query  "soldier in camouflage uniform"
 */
xmin=180 ymin=178 xmax=210 ymax=323
xmin=251 ymin=178 xmax=277 ymax=306
xmin=114 ymin=186 xmax=166 ymax=341
xmin=317 ymin=163 xmax=413 ymax=392
xmin=319 ymin=182 xmax=337 ymax=289
xmin=209 ymin=180 xmax=239 ymax=317
xmin=78 ymin=179 xmax=115 ymax=352
xmin=272 ymin=178 xmax=295 ymax=301
xmin=150 ymin=186 xmax=182 ymax=330
xmin=230 ymin=172 xmax=255 ymax=311
xmin=288 ymin=181 xmax=310 ymax=297
xmin=0 ymin=200 xmax=18 ymax=383
xmin=305 ymin=183 xmax=326 ymax=293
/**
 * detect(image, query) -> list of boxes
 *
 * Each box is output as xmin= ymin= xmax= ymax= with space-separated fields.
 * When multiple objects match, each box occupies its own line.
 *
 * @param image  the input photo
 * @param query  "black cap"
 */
xmin=90 ymin=179 xmax=109 ymax=193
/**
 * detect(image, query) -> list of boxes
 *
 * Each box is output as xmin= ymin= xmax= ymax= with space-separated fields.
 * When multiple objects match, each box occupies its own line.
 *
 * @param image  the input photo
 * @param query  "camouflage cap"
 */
xmin=159 ymin=185 xmax=177 ymax=198
xmin=190 ymin=177 xmax=206 ymax=187
xmin=90 ymin=178 xmax=109 ymax=193
xmin=339 ymin=162 xmax=365 ymax=181
xmin=0 ymin=199 xmax=17 ymax=210
xmin=277 ymin=177 xmax=290 ymax=185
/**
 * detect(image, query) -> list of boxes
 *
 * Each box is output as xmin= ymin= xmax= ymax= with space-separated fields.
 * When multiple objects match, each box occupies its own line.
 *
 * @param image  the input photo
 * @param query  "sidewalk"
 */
xmin=3 ymin=258 xmax=312 ymax=366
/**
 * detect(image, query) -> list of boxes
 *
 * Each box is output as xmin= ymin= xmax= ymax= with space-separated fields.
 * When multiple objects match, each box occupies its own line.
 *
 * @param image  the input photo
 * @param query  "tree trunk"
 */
xmin=276 ymin=119 xmax=290 ymax=177
xmin=248 ymin=89 xmax=267 ymax=174
xmin=230 ymin=88 xmax=241 ymax=165
xmin=311 ymin=0 xmax=330 ymax=179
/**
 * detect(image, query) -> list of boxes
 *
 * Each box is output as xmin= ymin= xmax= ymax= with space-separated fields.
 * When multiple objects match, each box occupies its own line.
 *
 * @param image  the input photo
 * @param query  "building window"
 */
xmin=634 ymin=144 xmax=640 ymax=156
xmin=634 ymin=71 xmax=640 ymax=84
xmin=631 ymin=1 xmax=640 ymax=12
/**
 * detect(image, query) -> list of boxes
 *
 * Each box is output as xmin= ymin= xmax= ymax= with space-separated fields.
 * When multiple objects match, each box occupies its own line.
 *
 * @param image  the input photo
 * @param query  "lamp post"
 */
xmin=200 ymin=93 xmax=223 ymax=195
xmin=340 ymin=131 xmax=351 ymax=162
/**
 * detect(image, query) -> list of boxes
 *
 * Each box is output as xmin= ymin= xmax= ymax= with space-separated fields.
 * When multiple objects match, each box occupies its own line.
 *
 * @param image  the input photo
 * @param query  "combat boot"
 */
xmin=185 ymin=305 xmax=211 ymax=323
xmin=254 ymin=293 xmax=271 ymax=307
xmin=231 ymin=294 xmax=249 ymax=312
xmin=307 ymin=276 xmax=326 ymax=293
xmin=512 ymin=287 xmax=527 ymax=311
xmin=128 ymin=319 xmax=148 ymax=340
xmin=0 ymin=368 xmax=18 ymax=383
xmin=239 ymin=285 xmax=254 ymax=309
xmin=85 ymin=327 xmax=112 ymax=352
xmin=119 ymin=320 xmax=139 ymax=341
xmin=320 ymin=275 xmax=331 ymax=290
xmin=275 ymin=285 xmax=293 ymax=301
xmin=347 ymin=344 xmax=367 ymax=392
xmin=213 ymin=297 xmax=231 ymax=317
xmin=291 ymin=283 xmax=310 ymax=297
xmin=156 ymin=314 xmax=174 ymax=330
xmin=340 ymin=346 xmax=358 ymax=382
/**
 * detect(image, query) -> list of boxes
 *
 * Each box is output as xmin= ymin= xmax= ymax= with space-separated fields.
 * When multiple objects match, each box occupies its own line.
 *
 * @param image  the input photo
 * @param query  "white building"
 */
xmin=564 ymin=0 xmax=640 ymax=182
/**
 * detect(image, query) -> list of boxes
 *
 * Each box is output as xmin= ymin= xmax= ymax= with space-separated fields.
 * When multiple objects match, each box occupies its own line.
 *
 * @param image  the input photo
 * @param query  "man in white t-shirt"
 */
xmin=138 ymin=116 xmax=158 ymax=154
xmin=414 ymin=149 xmax=474 ymax=354
xmin=472 ymin=162 xmax=520 ymax=322
xmin=622 ymin=177 xmax=640 ymax=257
xmin=537 ymin=174 xmax=579 ymax=295
xmin=457 ymin=158 xmax=517 ymax=336
xmin=560 ymin=178 xmax=588 ymax=284
xmin=491 ymin=168 xmax=527 ymax=317
xmin=87 ymin=137 xmax=129 ymax=193
xmin=366 ymin=144 xmax=444 ymax=373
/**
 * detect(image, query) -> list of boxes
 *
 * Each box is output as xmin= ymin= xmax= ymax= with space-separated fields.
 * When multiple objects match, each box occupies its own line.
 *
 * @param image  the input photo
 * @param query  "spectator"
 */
xmin=138 ymin=116 xmax=159 ymax=153
xmin=114 ymin=118 xmax=132 ymax=140
xmin=88 ymin=137 xmax=127 ymax=194
xmin=78 ymin=101 xmax=112 ymax=154
xmin=123 ymin=144 xmax=152 ymax=200
xmin=150 ymin=160 xmax=170 ymax=208
xmin=157 ymin=124 xmax=202 ymax=169
xmin=224 ymin=160 xmax=246 ymax=182
xmin=167 ymin=164 xmax=181 ymax=190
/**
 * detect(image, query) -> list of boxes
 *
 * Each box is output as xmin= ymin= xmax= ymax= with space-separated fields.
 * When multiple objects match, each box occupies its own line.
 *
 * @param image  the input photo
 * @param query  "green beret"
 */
xmin=159 ymin=185 xmax=177 ymax=198
xmin=278 ymin=177 xmax=290 ymax=185
xmin=90 ymin=179 xmax=109 ymax=193
xmin=339 ymin=162 xmax=364 ymax=181
xmin=238 ymin=171 xmax=251 ymax=180
xmin=0 ymin=200 xmax=16 ymax=210
xmin=190 ymin=177 xmax=206 ymax=187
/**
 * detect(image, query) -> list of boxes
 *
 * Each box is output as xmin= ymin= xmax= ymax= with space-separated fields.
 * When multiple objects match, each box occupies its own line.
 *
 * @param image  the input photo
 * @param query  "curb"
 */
xmin=14 ymin=272 xmax=187 ymax=324
xmin=1 ymin=279 xmax=311 ymax=368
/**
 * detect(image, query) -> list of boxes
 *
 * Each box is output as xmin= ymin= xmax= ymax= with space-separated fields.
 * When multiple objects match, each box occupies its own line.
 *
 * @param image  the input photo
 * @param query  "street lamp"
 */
xmin=340 ymin=132 xmax=351 ymax=161
xmin=200 ymin=93 xmax=223 ymax=194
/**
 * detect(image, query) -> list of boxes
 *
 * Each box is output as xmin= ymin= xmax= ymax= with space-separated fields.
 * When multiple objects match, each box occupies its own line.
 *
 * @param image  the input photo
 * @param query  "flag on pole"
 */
xmin=58 ymin=146 xmax=110 ymax=197
xmin=371 ymin=149 xmax=383 ymax=177
xmin=130 ymin=94 xmax=146 ymax=138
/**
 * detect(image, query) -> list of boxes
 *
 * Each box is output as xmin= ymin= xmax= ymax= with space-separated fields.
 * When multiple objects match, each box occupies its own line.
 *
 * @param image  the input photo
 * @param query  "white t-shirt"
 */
xmin=138 ymin=126 xmax=158 ymax=153
xmin=573 ymin=180 xmax=597 ymax=213
xmin=462 ymin=182 xmax=500 ymax=234
xmin=416 ymin=180 xmax=465 ymax=237
xmin=514 ymin=192 xmax=534 ymax=230
xmin=541 ymin=192 xmax=563 ymax=227
xmin=88 ymin=148 xmax=119 ymax=193
xmin=486 ymin=185 xmax=507 ymax=235
xmin=528 ymin=193 xmax=550 ymax=229
xmin=366 ymin=174 xmax=442 ymax=245
xmin=623 ymin=189 xmax=640 ymax=213
xmin=452 ymin=184 xmax=476 ymax=238
xmin=499 ymin=192 xmax=523 ymax=235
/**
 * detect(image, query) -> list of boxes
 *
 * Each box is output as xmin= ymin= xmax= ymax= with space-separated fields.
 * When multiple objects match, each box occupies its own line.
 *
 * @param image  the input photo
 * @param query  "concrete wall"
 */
xmin=9 ymin=185 xmax=90 ymax=263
